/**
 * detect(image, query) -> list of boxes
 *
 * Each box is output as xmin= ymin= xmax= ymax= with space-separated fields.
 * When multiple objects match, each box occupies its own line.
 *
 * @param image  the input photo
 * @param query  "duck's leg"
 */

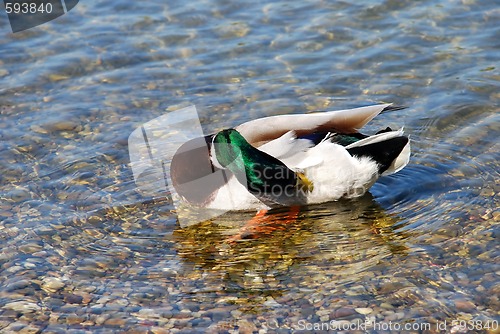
xmin=253 ymin=209 xmax=269 ymax=219
xmin=227 ymin=206 xmax=300 ymax=242
xmin=226 ymin=209 xmax=268 ymax=243
xmin=283 ymin=205 xmax=300 ymax=223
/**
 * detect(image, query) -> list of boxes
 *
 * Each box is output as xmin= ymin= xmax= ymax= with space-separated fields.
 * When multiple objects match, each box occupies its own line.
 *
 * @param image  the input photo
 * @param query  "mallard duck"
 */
xmin=169 ymin=104 xmax=410 ymax=211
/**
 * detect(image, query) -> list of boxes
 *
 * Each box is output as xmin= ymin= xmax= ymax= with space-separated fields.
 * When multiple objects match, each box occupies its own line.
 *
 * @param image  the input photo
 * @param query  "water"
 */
xmin=1 ymin=0 xmax=498 ymax=332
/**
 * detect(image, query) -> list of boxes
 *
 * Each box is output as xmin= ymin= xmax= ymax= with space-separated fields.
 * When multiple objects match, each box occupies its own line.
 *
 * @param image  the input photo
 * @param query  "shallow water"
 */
xmin=0 ymin=0 xmax=499 ymax=333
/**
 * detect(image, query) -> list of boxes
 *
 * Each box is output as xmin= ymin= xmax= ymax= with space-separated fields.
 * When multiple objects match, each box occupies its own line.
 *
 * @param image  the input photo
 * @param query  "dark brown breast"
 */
xmin=170 ymin=135 xmax=230 ymax=206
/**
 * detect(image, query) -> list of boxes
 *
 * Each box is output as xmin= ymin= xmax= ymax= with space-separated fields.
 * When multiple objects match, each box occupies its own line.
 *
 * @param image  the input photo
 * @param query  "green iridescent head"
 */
xmin=212 ymin=129 xmax=313 ymax=205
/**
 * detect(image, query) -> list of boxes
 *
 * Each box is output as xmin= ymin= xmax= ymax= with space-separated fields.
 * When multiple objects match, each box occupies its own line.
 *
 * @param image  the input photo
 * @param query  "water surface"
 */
xmin=0 ymin=0 xmax=498 ymax=333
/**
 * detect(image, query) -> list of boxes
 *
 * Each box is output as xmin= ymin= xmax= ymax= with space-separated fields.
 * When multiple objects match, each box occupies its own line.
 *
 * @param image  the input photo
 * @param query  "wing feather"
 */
xmin=236 ymin=104 xmax=391 ymax=146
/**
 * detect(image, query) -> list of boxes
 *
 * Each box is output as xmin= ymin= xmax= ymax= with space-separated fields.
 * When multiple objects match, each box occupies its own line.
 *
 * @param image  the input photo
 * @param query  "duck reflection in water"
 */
xmin=173 ymin=193 xmax=410 ymax=293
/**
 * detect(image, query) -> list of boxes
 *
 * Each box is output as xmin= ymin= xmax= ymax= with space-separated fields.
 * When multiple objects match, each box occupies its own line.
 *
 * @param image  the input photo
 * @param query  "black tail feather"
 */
xmin=347 ymin=136 xmax=409 ymax=174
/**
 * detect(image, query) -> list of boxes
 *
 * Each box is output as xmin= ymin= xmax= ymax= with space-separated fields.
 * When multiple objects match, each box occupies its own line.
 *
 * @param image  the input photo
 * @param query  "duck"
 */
xmin=169 ymin=103 xmax=410 ymax=211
